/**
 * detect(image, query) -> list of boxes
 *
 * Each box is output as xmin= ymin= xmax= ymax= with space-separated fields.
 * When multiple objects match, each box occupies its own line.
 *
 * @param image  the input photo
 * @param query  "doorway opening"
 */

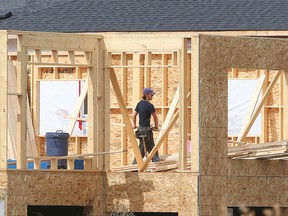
xmin=27 ymin=205 xmax=87 ymax=216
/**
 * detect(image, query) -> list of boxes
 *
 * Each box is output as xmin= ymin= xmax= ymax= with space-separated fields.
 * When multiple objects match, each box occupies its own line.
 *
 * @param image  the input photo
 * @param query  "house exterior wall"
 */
xmin=5 ymin=170 xmax=197 ymax=216
xmin=195 ymin=34 xmax=288 ymax=215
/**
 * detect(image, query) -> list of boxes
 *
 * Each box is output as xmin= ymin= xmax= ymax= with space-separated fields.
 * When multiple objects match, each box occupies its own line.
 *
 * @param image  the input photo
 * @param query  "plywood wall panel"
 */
xmin=6 ymin=171 xmax=198 ymax=215
xmin=200 ymin=138 xmax=227 ymax=158
xmin=106 ymin=172 xmax=198 ymax=214
xmin=228 ymin=159 xmax=288 ymax=176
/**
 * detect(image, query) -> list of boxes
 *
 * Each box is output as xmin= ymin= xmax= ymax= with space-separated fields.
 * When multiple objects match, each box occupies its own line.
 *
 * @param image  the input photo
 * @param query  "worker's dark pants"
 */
xmin=132 ymin=130 xmax=160 ymax=164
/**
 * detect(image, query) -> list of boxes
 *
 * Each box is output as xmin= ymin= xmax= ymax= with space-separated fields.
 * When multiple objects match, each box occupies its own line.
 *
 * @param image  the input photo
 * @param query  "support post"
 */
xmin=0 ymin=31 xmax=8 ymax=169
xmin=191 ymin=35 xmax=200 ymax=214
xmin=88 ymin=48 xmax=98 ymax=170
xmin=96 ymin=38 xmax=105 ymax=170
xmin=16 ymin=35 xmax=28 ymax=169
xmin=179 ymin=38 xmax=188 ymax=170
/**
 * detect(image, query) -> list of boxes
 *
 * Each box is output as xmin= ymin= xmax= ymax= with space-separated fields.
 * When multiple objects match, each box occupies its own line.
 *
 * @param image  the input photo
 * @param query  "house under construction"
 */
xmin=1 ymin=1 xmax=288 ymax=216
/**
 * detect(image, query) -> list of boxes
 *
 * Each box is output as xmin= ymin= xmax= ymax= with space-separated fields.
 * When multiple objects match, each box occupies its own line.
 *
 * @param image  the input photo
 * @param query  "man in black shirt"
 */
xmin=132 ymin=88 xmax=161 ymax=164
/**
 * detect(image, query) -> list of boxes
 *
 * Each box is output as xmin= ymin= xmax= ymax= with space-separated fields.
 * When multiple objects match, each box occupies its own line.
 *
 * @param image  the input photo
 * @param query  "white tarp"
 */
xmin=40 ymin=81 xmax=87 ymax=136
xmin=228 ymin=79 xmax=261 ymax=136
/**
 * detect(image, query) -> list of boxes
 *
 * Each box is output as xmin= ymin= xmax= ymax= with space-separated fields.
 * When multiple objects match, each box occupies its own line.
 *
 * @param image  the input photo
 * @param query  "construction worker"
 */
xmin=132 ymin=87 xmax=160 ymax=164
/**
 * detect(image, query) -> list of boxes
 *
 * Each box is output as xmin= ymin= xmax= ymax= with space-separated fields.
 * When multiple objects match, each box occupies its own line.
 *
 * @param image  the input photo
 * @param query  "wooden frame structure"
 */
xmin=2 ymin=30 xmax=288 ymax=215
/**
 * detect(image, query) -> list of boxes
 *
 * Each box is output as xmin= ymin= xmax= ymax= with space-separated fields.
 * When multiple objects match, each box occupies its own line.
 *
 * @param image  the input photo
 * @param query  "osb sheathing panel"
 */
xmin=197 ymin=34 xmax=288 ymax=214
xmin=228 ymin=159 xmax=288 ymax=207
xmin=6 ymin=171 xmax=197 ymax=216
xmin=105 ymin=172 xmax=198 ymax=214
xmin=227 ymin=175 xmax=288 ymax=206
xmin=6 ymin=170 xmax=106 ymax=216
xmin=228 ymin=159 xmax=288 ymax=177
xmin=0 ymin=171 xmax=7 ymax=188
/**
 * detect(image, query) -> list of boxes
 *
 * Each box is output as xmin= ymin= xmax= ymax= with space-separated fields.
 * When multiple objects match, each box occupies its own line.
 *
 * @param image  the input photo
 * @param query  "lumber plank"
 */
xmin=260 ymin=70 xmax=268 ymax=143
xmin=96 ymin=38 xmax=105 ymax=170
xmin=179 ymin=38 xmax=188 ymax=170
xmin=110 ymin=69 xmax=144 ymax=167
xmin=87 ymin=49 xmax=98 ymax=169
xmin=16 ymin=34 xmax=28 ymax=169
xmin=0 ymin=31 xmax=8 ymax=169
xmin=120 ymin=52 xmax=128 ymax=165
xmin=161 ymin=53 xmax=168 ymax=154
xmin=190 ymin=36 xmax=200 ymax=173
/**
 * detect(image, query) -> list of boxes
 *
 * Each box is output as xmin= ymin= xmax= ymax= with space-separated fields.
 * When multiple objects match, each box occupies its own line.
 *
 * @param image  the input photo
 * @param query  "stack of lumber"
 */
xmin=111 ymin=154 xmax=191 ymax=172
xmin=228 ymin=140 xmax=288 ymax=160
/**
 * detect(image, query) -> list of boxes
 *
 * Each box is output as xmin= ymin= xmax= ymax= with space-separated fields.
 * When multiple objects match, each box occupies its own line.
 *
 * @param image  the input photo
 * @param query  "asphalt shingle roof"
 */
xmin=1 ymin=0 xmax=288 ymax=32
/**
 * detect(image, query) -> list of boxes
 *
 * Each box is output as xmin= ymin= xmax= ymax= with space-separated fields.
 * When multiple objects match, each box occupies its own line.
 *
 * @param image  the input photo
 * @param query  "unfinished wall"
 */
xmin=195 ymin=34 xmax=288 ymax=215
xmin=227 ymin=160 xmax=288 ymax=207
xmin=5 ymin=170 xmax=197 ymax=216
xmin=31 ymin=51 xmax=182 ymax=167
xmin=6 ymin=170 xmax=106 ymax=215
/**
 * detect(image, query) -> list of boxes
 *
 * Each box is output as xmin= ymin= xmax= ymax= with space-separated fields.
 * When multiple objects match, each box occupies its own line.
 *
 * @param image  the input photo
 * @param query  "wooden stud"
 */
xmin=87 ymin=48 xmax=98 ymax=170
xmin=0 ymin=31 xmax=8 ymax=169
xmin=53 ymin=67 xmax=59 ymax=79
xmin=16 ymin=35 xmax=28 ymax=169
xmin=179 ymin=38 xmax=188 ymax=170
xmin=51 ymin=50 xmax=58 ymax=63
xmin=191 ymin=36 xmax=200 ymax=173
xmin=172 ymin=51 xmax=177 ymax=66
xmin=34 ymin=49 xmax=41 ymax=63
xmin=145 ymin=52 xmax=152 ymax=87
xmin=75 ymin=137 xmax=81 ymax=155
xmin=32 ymin=68 xmax=41 ymax=145
xmin=260 ymin=70 xmax=268 ymax=143
xmin=132 ymin=54 xmax=143 ymax=108
xmin=84 ymin=158 xmax=92 ymax=171
xmin=34 ymin=158 xmax=40 ymax=169
xmin=96 ymin=38 xmax=105 ymax=170
xmin=121 ymin=52 xmax=128 ymax=165
xmin=104 ymin=51 xmax=111 ymax=170
xmin=162 ymin=54 xmax=169 ymax=154
xmin=50 ymin=158 xmax=57 ymax=170
xmin=67 ymin=159 xmax=74 ymax=170
xmin=68 ymin=51 xmax=75 ymax=64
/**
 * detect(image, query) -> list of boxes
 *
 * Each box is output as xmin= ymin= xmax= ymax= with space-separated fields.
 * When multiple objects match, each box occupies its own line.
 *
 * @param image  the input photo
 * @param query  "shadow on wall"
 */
xmin=106 ymin=172 xmax=156 ymax=215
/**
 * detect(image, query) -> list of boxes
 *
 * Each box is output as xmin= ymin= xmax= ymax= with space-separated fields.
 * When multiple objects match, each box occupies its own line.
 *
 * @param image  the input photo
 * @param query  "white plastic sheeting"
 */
xmin=39 ymin=81 xmax=87 ymax=136
xmin=228 ymin=79 xmax=261 ymax=136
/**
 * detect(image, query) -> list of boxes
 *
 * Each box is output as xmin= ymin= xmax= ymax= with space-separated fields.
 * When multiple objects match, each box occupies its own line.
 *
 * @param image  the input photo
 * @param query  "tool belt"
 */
xmin=135 ymin=126 xmax=151 ymax=139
